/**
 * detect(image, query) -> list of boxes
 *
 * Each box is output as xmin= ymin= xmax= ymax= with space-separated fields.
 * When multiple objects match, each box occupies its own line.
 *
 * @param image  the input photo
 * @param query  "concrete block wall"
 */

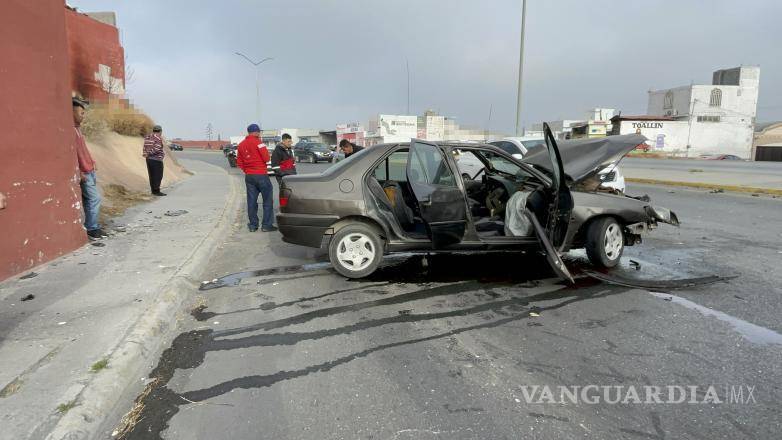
xmin=0 ymin=0 xmax=88 ymax=280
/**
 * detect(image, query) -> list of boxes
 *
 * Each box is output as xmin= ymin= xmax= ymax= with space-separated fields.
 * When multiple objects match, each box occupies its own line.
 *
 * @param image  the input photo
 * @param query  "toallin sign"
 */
xmin=631 ymin=122 xmax=664 ymax=129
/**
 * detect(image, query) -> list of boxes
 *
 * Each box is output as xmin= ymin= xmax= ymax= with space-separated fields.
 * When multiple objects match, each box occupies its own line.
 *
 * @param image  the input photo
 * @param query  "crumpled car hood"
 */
xmin=520 ymin=134 xmax=647 ymax=184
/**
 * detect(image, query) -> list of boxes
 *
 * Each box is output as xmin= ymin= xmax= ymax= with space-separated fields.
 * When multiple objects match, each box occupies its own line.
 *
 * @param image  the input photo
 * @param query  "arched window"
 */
xmin=663 ymin=91 xmax=674 ymax=110
xmin=709 ymin=88 xmax=722 ymax=107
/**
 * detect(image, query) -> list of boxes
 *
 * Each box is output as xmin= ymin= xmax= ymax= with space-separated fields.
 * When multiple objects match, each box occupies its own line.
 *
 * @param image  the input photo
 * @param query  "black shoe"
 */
xmin=87 ymin=229 xmax=106 ymax=239
xmin=152 ymin=191 xmax=167 ymax=196
xmin=261 ymin=226 xmax=278 ymax=232
xmin=248 ymin=226 xmax=258 ymax=232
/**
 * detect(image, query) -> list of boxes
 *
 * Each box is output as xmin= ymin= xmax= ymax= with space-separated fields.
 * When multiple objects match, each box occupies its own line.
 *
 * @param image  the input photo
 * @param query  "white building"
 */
xmin=644 ymin=66 xmax=759 ymax=157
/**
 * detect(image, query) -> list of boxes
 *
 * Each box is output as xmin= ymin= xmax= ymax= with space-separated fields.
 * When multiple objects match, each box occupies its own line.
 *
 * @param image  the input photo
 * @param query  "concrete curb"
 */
xmin=44 ymin=164 xmax=241 ymax=440
xmin=626 ymin=177 xmax=782 ymax=196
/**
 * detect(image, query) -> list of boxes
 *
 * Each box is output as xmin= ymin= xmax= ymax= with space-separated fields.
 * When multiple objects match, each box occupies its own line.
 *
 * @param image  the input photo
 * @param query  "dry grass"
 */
xmin=99 ymin=184 xmax=152 ymax=224
xmin=81 ymin=102 xmax=155 ymax=139
xmin=113 ymin=378 xmax=159 ymax=439
xmin=0 ymin=378 xmax=23 ymax=397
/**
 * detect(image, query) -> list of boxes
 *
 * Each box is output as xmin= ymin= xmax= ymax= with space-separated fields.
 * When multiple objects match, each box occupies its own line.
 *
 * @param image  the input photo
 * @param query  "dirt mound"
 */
xmin=86 ymin=132 xmax=190 ymax=219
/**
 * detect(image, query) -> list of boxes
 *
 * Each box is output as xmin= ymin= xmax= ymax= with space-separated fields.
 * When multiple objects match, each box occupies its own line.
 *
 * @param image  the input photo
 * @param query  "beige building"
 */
xmin=753 ymin=121 xmax=782 ymax=161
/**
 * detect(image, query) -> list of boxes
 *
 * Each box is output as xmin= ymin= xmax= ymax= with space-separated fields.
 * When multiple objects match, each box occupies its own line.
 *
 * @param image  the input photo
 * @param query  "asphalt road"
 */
xmin=116 ymin=151 xmax=782 ymax=439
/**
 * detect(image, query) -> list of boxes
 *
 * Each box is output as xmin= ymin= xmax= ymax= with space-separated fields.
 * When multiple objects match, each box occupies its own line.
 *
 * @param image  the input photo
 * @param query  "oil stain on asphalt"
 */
xmin=116 ymin=252 xmax=738 ymax=439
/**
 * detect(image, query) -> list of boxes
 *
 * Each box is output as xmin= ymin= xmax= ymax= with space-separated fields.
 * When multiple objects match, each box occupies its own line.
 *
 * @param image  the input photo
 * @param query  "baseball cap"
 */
xmin=247 ymin=123 xmax=261 ymax=133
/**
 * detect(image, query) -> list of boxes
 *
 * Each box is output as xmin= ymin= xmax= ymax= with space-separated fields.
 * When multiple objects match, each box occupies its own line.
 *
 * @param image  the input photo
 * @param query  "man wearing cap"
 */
xmin=143 ymin=125 xmax=166 ymax=196
xmin=237 ymin=123 xmax=276 ymax=232
xmin=73 ymin=96 xmax=105 ymax=239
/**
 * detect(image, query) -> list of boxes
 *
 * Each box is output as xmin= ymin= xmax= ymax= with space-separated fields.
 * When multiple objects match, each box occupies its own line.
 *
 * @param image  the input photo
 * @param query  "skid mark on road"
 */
xmin=648 ymin=291 xmax=782 ymax=345
xmin=116 ymin=280 xmax=619 ymax=439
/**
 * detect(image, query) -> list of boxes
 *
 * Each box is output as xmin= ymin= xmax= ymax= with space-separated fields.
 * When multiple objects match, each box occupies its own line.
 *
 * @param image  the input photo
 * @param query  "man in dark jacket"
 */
xmin=271 ymin=133 xmax=296 ymax=186
xmin=339 ymin=139 xmax=364 ymax=158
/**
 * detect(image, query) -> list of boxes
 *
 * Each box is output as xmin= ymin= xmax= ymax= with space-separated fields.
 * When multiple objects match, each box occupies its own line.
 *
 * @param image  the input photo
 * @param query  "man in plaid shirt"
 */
xmin=143 ymin=125 xmax=166 ymax=196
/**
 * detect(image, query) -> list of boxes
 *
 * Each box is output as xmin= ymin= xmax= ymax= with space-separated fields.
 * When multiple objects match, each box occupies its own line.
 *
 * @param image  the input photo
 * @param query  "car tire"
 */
xmin=461 ymin=172 xmax=471 ymax=180
xmin=328 ymin=223 xmax=384 ymax=278
xmin=308 ymin=154 xmax=316 ymax=164
xmin=585 ymin=217 xmax=624 ymax=268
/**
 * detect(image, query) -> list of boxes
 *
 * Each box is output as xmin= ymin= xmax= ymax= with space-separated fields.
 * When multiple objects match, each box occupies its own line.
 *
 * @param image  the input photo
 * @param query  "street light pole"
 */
xmin=235 ymin=52 xmax=273 ymax=123
xmin=406 ymin=58 xmax=411 ymax=115
xmin=515 ymin=0 xmax=527 ymax=136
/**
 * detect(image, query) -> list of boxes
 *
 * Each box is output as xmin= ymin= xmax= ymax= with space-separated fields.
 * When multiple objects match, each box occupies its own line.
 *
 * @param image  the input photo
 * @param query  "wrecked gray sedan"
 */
xmin=277 ymin=124 xmax=679 ymax=280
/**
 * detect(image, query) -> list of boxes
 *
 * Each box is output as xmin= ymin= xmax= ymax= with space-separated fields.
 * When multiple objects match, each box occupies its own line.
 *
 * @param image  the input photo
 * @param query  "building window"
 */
xmin=663 ymin=91 xmax=674 ymax=110
xmin=696 ymin=115 xmax=721 ymax=123
xmin=709 ymin=88 xmax=722 ymax=107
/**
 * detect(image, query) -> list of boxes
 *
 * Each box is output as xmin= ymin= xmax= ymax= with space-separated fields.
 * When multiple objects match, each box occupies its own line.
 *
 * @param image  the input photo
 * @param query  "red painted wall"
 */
xmin=65 ymin=7 xmax=125 ymax=101
xmin=0 ymin=0 xmax=87 ymax=280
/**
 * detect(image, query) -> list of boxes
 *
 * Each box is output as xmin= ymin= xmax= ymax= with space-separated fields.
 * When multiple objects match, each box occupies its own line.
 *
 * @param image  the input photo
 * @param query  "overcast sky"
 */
xmin=71 ymin=0 xmax=782 ymax=140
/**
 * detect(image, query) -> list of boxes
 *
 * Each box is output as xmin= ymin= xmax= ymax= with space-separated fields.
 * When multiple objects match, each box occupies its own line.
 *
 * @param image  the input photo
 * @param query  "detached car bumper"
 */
xmin=276 ymin=213 xmax=339 ymax=248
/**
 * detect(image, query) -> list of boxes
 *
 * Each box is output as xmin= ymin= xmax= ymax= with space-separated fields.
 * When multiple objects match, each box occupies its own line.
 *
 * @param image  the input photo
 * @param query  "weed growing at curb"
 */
xmin=56 ymin=400 xmax=78 ymax=413
xmin=688 ymin=168 xmax=704 ymax=173
xmin=90 ymin=357 xmax=110 ymax=372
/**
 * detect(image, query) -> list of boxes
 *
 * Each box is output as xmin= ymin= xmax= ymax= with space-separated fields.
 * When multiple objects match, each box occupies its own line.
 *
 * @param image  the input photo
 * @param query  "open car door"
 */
xmin=532 ymin=123 xmax=575 ymax=283
xmin=407 ymin=140 xmax=467 ymax=248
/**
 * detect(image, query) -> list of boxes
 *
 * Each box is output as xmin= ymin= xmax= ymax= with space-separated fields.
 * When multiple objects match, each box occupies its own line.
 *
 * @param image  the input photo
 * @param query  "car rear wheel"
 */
xmin=585 ymin=217 xmax=624 ymax=268
xmin=329 ymin=224 xmax=383 ymax=278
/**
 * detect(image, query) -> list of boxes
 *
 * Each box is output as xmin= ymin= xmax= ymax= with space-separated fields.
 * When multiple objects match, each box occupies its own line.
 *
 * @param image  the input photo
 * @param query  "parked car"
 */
xmin=294 ymin=142 xmax=333 ymax=163
xmin=457 ymin=138 xmax=626 ymax=193
xmin=277 ymin=124 xmax=679 ymax=280
xmin=707 ymin=154 xmax=743 ymax=160
xmin=225 ymin=145 xmax=275 ymax=175
xmin=169 ymin=143 xmax=183 ymax=151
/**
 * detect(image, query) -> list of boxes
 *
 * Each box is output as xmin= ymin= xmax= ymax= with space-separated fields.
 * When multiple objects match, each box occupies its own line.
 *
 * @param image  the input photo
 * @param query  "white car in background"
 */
xmin=463 ymin=138 xmax=626 ymax=193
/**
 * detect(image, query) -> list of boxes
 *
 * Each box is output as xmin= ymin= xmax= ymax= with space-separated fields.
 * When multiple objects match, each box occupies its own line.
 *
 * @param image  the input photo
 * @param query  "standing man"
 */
xmin=339 ymin=139 xmax=364 ymax=158
xmin=143 ymin=125 xmax=166 ymax=196
xmin=237 ymin=123 xmax=276 ymax=232
xmin=73 ymin=96 xmax=105 ymax=239
xmin=271 ymin=133 xmax=297 ymax=186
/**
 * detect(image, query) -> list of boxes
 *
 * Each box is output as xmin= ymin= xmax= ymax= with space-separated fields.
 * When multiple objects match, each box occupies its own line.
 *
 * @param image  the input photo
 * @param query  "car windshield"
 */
xmin=521 ymin=139 xmax=544 ymax=149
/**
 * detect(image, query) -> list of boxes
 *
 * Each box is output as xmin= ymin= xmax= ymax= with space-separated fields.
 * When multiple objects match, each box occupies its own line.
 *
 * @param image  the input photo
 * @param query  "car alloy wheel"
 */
xmin=328 ymin=223 xmax=383 ymax=278
xmin=585 ymin=217 xmax=623 ymax=268
xmin=603 ymin=223 xmax=623 ymax=261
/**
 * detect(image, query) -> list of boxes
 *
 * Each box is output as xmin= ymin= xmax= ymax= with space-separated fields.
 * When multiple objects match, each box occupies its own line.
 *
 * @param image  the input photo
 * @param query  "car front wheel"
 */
xmin=585 ymin=217 xmax=624 ymax=268
xmin=328 ymin=224 xmax=383 ymax=278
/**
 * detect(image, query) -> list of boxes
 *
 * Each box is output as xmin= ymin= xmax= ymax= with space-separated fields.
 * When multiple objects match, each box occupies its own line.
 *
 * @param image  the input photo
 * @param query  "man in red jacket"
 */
xmin=237 ymin=123 xmax=276 ymax=232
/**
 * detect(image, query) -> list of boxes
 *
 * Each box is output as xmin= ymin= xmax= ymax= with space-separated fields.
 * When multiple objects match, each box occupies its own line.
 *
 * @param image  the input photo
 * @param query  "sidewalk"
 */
xmin=621 ymin=158 xmax=782 ymax=194
xmin=0 ymin=159 xmax=240 ymax=440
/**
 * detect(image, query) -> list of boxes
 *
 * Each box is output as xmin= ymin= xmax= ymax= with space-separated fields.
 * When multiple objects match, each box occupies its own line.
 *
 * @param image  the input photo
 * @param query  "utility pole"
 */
xmin=235 ymin=52 xmax=274 ymax=123
xmin=515 ymin=0 xmax=527 ymax=136
xmin=406 ymin=58 xmax=411 ymax=115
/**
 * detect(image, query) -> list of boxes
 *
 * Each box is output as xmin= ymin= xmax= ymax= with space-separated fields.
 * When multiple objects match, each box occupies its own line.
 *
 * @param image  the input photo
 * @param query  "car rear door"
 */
xmin=533 ymin=123 xmax=574 ymax=283
xmin=407 ymin=140 xmax=467 ymax=248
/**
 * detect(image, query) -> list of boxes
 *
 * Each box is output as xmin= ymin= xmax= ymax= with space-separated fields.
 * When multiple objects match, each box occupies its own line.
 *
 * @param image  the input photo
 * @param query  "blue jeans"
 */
xmin=80 ymin=171 xmax=101 ymax=231
xmin=245 ymin=174 xmax=273 ymax=229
